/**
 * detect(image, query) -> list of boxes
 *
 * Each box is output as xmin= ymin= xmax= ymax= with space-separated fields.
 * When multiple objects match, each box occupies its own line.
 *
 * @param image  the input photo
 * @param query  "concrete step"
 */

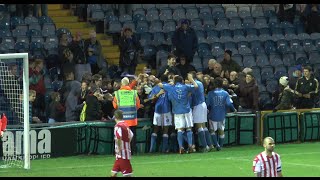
xmin=48 ymin=4 xmax=62 ymax=10
xmin=100 ymin=39 xmax=113 ymax=46
xmin=51 ymin=16 xmax=78 ymax=23
xmin=104 ymin=52 xmax=120 ymax=59
xmin=48 ymin=9 xmax=71 ymax=16
xmin=55 ymin=22 xmax=90 ymax=29
xmin=69 ymin=28 xmax=96 ymax=35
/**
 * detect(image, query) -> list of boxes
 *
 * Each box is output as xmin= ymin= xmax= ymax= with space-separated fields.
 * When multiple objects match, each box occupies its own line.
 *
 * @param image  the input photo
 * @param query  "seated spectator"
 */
xmin=278 ymin=4 xmax=296 ymax=24
xmin=289 ymin=65 xmax=303 ymax=90
xmin=202 ymin=59 xmax=217 ymax=77
xmin=228 ymin=71 xmax=240 ymax=91
xmin=157 ymin=53 xmax=181 ymax=78
xmin=212 ymin=62 xmax=223 ymax=78
xmin=273 ymin=76 xmax=296 ymax=112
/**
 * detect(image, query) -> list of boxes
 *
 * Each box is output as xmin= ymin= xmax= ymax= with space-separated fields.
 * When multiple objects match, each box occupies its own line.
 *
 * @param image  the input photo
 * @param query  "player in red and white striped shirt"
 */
xmin=111 ymin=110 xmax=134 ymax=177
xmin=252 ymin=137 xmax=283 ymax=177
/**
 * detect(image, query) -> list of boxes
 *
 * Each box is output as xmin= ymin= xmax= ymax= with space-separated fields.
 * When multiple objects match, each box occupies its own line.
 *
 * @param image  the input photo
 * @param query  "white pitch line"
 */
xmin=0 ymin=152 xmax=320 ymax=172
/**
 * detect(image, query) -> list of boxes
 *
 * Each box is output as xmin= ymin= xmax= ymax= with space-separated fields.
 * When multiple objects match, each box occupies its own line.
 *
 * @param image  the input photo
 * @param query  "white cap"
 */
xmin=279 ymin=76 xmax=289 ymax=86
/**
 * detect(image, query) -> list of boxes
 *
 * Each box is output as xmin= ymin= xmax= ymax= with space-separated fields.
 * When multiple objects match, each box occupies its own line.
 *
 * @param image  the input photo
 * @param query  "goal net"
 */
xmin=0 ymin=53 xmax=30 ymax=169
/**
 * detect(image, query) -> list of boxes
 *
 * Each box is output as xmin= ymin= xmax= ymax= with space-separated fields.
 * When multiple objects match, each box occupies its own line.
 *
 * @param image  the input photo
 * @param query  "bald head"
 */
xmin=263 ymin=137 xmax=274 ymax=146
xmin=121 ymin=77 xmax=129 ymax=86
xmin=208 ymin=59 xmax=217 ymax=69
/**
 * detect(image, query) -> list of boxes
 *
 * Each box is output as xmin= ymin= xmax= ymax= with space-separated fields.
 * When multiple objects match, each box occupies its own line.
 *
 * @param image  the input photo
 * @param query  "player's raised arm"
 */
xmin=187 ymin=73 xmax=198 ymax=89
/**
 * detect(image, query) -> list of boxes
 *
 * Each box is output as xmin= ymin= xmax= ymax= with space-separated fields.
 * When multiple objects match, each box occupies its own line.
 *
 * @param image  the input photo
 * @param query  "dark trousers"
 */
xmin=129 ymin=126 xmax=136 ymax=154
xmin=0 ymin=137 xmax=3 ymax=159
xmin=296 ymin=98 xmax=314 ymax=109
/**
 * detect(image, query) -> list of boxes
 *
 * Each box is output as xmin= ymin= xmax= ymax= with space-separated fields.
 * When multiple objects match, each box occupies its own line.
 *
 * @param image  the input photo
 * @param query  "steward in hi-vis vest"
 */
xmin=113 ymin=77 xmax=140 ymax=127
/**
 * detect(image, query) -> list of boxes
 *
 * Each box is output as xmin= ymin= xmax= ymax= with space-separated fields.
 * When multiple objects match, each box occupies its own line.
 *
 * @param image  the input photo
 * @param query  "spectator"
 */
xmin=59 ymin=71 xmax=76 ymax=105
xmin=34 ymin=4 xmax=48 ymax=17
xmin=235 ymin=72 xmax=259 ymax=113
xmin=157 ymin=53 xmax=181 ymax=78
xmin=58 ymin=33 xmax=72 ymax=74
xmin=278 ymin=4 xmax=296 ymax=24
xmin=48 ymin=92 xmax=65 ymax=123
xmin=220 ymin=50 xmax=242 ymax=79
xmin=101 ymin=93 xmax=115 ymax=120
xmin=74 ymin=4 xmax=87 ymax=21
xmin=84 ymin=30 xmax=105 ymax=75
xmin=65 ymin=80 xmax=81 ymax=122
xmin=29 ymin=90 xmax=42 ymax=124
xmin=289 ymin=65 xmax=303 ymax=90
xmin=295 ymin=66 xmax=319 ymax=109
xmin=119 ymin=27 xmax=143 ymax=75
xmin=85 ymin=87 xmax=103 ymax=121
xmin=212 ymin=62 xmax=223 ymax=78
xmin=92 ymin=74 xmax=103 ymax=90
xmin=301 ymin=4 xmax=320 ymax=34
xmin=228 ymin=71 xmax=240 ymax=89
xmin=172 ymin=19 xmax=198 ymax=63
xmin=202 ymin=59 xmax=217 ymax=77
xmin=222 ymin=78 xmax=239 ymax=111
xmin=79 ymin=80 xmax=89 ymax=104
xmin=70 ymin=32 xmax=91 ymax=82
xmin=273 ymin=76 xmax=296 ymax=112
xmin=29 ymin=58 xmax=46 ymax=121
xmin=176 ymin=54 xmax=196 ymax=80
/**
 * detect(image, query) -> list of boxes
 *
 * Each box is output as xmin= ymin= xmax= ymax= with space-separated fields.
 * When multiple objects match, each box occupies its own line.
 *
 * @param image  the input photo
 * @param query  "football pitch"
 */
xmin=1 ymin=142 xmax=320 ymax=177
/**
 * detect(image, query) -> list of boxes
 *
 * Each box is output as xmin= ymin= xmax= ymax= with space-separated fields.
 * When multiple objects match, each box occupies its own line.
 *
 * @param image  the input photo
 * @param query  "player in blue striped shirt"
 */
xmin=148 ymin=75 xmax=172 ymax=153
xmin=158 ymin=74 xmax=198 ymax=154
xmin=206 ymin=77 xmax=236 ymax=151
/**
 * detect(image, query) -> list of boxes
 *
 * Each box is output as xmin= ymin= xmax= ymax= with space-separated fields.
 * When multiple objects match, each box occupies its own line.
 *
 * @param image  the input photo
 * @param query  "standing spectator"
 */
xmin=148 ymin=75 xmax=172 ymax=153
xmin=176 ymin=55 xmax=196 ymax=80
xmin=172 ymin=19 xmax=198 ymax=63
xmin=58 ymin=33 xmax=72 ymax=74
xmin=70 ymin=32 xmax=91 ymax=82
xmin=253 ymin=137 xmax=283 ymax=177
xmin=0 ymin=113 xmax=7 ymax=161
xmin=289 ymin=65 xmax=303 ymax=89
xmin=158 ymin=74 xmax=198 ymax=154
xmin=189 ymin=71 xmax=213 ymax=152
xmin=119 ymin=27 xmax=143 ymax=75
xmin=273 ymin=76 xmax=296 ymax=112
xmin=112 ymin=77 xmax=141 ymax=154
xmin=34 ymin=4 xmax=48 ymax=17
xmin=84 ymin=30 xmax=105 ymax=75
xmin=235 ymin=72 xmax=259 ymax=113
xmin=48 ymin=92 xmax=65 ymax=123
xmin=79 ymin=80 xmax=89 ymax=104
xmin=295 ymin=66 xmax=319 ymax=109
xmin=278 ymin=4 xmax=296 ymax=24
xmin=206 ymin=78 xmax=237 ymax=151
xmin=220 ymin=50 xmax=242 ymax=79
xmin=29 ymin=90 xmax=42 ymax=123
xmin=85 ymin=87 xmax=103 ymax=121
xmin=300 ymin=4 xmax=320 ymax=34
xmin=111 ymin=110 xmax=134 ymax=177
xmin=228 ymin=71 xmax=240 ymax=89
xmin=65 ymin=80 xmax=81 ymax=122
xmin=157 ymin=53 xmax=181 ymax=78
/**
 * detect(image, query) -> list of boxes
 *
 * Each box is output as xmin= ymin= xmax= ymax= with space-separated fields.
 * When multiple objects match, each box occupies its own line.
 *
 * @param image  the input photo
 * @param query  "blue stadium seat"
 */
xmin=90 ymin=9 xmax=105 ymax=22
xmin=156 ymin=50 xmax=168 ymax=67
xmin=256 ymin=53 xmax=270 ymax=67
xmin=30 ymin=41 xmax=44 ymax=57
xmin=297 ymin=33 xmax=311 ymax=40
xmin=203 ymin=23 xmax=215 ymax=32
xmin=242 ymin=16 xmax=255 ymax=29
xmin=200 ymin=12 xmax=213 ymax=21
xmin=232 ymin=54 xmax=243 ymax=67
xmin=199 ymin=6 xmax=212 ymax=14
xmin=135 ymin=20 xmax=149 ymax=34
xmin=295 ymin=52 xmax=309 ymax=66
xmin=16 ymin=36 xmax=30 ymax=44
xmin=0 ymin=29 xmax=12 ymax=38
xmin=250 ymin=40 xmax=265 ymax=55
xmin=264 ymin=40 xmax=277 ymax=55
xmin=246 ymin=27 xmax=258 ymax=36
xmin=289 ymin=39 xmax=303 ymax=52
xmin=139 ymin=32 xmax=152 ymax=46
xmin=27 ymin=29 xmax=42 ymax=38
xmin=38 ymin=16 xmax=54 ymax=25
xmin=196 ymin=30 xmax=207 ymax=43
xmin=146 ymin=8 xmax=159 ymax=21
xmin=119 ymin=14 xmax=132 ymax=23
xmin=315 ymin=38 xmax=320 ymax=51
xmin=238 ymin=6 xmax=251 ymax=18
xmin=152 ymin=32 xmax=166 ymax=46
xmin=165 ymin=31 xmax=175 ymax=45
xmin=31 ymin=36 xmax=44 ymax=43
xmin=261 ymin=66 xmax=274 ymax=84
xmin=242 ymin=53 xmax=256 ymax=67
xmin=302 ymin=39 xmax=316 ymax=53
xmin=282 ymin=52 xmax=295 ymax=67
xmin=276 ymin=39 xmax=290 ymax=54
xmin=211 ymin=6 xmax=225 ymax=19
xmin=28 ymin=22 xmax=42 ymax=31
xmin=266 ymin=78 xmax=278 ymax=93
xmin=133 ymin=8 xmax=146 ymax=17
xmin=149 ymin=20 xmax=163 ymax=33
xmin=41 ymin=22 xmax=56 ymax=37
xmin=254 ymin=17 xmax=268 ymax=29
xmin=269 ymin=52 xmax=283 ymax=66
xmin=156 ymin=4 xmax=169 ymax=10
xmin=252 ymin=66 xmax=261 ymax=77
xmin=14 ymin=42 xmax=29 ymax=53
xmin=206 ymin=29 xmax=220 ymax=44
xmin=238 ymin=41 xmax=252 ymax=55
xmin=143 ymin=44 xmax=157 ymax=61
xmin=274 ymin=65 xmax=288 ymax=80
xmin=186 ymin=7 xmax=199 ymax=20
xmin=233 ymin=29 xmax=247 ymax=43
xmin=190 ymin=18 xmax=203 ymax=31
xmin=169 ymin=4 xmax=183 ymax=9
xmin=142 ymin=4 xmax=156 ymax=10
xmin=229 ymin=17 xmax=242 ymax=30
xmin=44 ymin=41 xmax=58 ymax=56
xmin=220 ymin=29 xmax=233 ymax=42
xmin=12 ymin=28 xmax=27 ymax=38
xmin=309 ymin=50 xmax=320 ymax=65
xmin=163 ymin=19 xmax=176 ymax=33
xmin=310 ymin=32 xmax=320 ymax=40
xmin=225 ymin=6 xmax=238 ymax=18
xmin=159 ymin=8 xmax=173 ymax=21
xmin=10 ymin=16 xmax=25 ymax=29
xmin=216 ymin=17 xmax=229 ymax=30
xmin=211 ymin=42 xmax=225 ymax=57
xmin=172 ymin=7 xmax=186 ymax=21
xmin=198 ymin=43 xmax=212 ymax=58
xmin=191 ymin=55 xmax=204 ymax=72
xmin=1 ymin=36 xmax=15 ymax=51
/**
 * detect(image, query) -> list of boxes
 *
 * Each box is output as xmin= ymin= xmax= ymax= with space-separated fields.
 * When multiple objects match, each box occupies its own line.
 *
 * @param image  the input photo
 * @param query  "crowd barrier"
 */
xmin=3 ymin=109 xmax=320 ymax=159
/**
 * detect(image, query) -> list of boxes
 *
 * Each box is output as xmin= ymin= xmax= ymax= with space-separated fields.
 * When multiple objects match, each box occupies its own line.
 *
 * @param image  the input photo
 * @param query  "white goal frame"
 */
xmin=0 ymin=53 xmax=30 ymax=169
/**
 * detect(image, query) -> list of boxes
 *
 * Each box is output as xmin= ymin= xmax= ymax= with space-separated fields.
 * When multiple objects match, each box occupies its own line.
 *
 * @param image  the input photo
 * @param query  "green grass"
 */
xmin=1 ymin=142 xmax=320 ymax=177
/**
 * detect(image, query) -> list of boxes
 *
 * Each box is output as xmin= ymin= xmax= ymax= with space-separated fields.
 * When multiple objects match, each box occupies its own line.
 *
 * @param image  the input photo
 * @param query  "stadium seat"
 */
xmin=297 ymin=33 xmax=311 ymax=40
xmin=14 ymin=42 xmax=29 ymax=53
xmin=250 ymin=40 xmax=265 ymax=55
xmin=238 ymin=6 xmax=251 ymax=18
xmin=220 ymin=29 xmax=233 ymax=42
xmin=295 ymin=52 xmax=309 ymax=66
xmin=186 ymin=7 xmax=199 ymax=20
xmin=276 ymin=39 xmax=290 ymax=54
xmin=261 ymin=66 xmax=274 ymax=84
xmin=16 ymin=36 xmax=30 ymax=44
xmin=163 ymin=19 xmax=176 ymax=33
xmin=146 ymin=8 xmax=159 ymax=21
xmin=282 ymin=52 xmax=295 ymax=67
xmin=133 ymin=8 xmax=146 ymax=17
xmin=0 ymin=29 xmax=12 ymax=38
xmin=172 ymin=7 xmax=186 ymax=21
xmin=310 ymin=32 xmax=320 ymax=40
xmin=302 ymin=39 xmax=317 ymax=53
xmin=289 ymin=39 xmax=303 ymax=52
xmin=216 ymin=17 xmax=229 ymax=30
xmin=232 ymin=54 xmax=243 ymax=67
xmin=309 ymin=50 xmax=320 ymax=65
xmin=242 ymin=53 xmax=256 ymax=67
xmin=142 ymin=4 xmax=156 ymax=10
xmin=274 ymin=65 xmax=288 ymax=80
xmin=119 ymin=14 xmax=133 ymax=23
xmin=168 ymin=4 xmax=183 ymax=9
xmin=165 ymin=31 xmax=175 ymax=45
xmin=156 ymin=50 xmax=169 ymax=67
xmin=200 ymin=12 xmax=214 ymax=21
xmin=90 ymin=9 xmax=105 ymax=22
xmin=122 ymin=20 xmax=136 ymax=32
xmin=266 ymin=78 xmax=278 ymax=94
xmin=28 ymin=22 xmax=42 ymax=31
xmin=269 ymin=52 xmax=283 ymax=66
xmin=225 ymin=6 xmax=238 ymax=18
xmin=190 ymin=18 xmax=203 ymax=31
xmin=1 ymin=36 xmax=15 ymax=51
xmin=264 ymin=40 xmax=277 ymax=55
xmin=12 ymin=28 xmax=27 ymax=38
xmin=156 ymin=4 xmax=169 ymax=10
xmin=256 ymin=53 xmax=270 ymax=68
xmin=27 ymin=29 xmax=42 ymax=38
xmin=206 ymin=29 xmax=220 ymax=44
xmin=38 ymin=16 xmax=54 ymax=25
xmin=211 ymin=6 xmax=225 ymax=19
xmin=29 ymin=41 xmax=44 ymax=57
xmin=139 ymin=32 xmax=152 ymax=46
xmin=135 ymin=20 xmax=149 ymax=34
xmin=142 ymin=44 xmax=157 ymax=61
xmin=10 ymin=16 xmax=25 ymax=29
xmin=159 ymin=8 xmax=173 ymax=21
xmin=242 ymin=16 xmax=255 ymax=29
xmin=229 ymin=17 xmax=242 ymax=30
xmin=44 ymin=41 xmax=58 ymax=56
xmin=152 ymin=32 xmax=166 ymax=46
xmin=197 ymin=43 xmax=212 ymax=58
xmin=199 ymin=6 xmax=212 ymax=14
xmin=211 ymin=42 xmax=225 ymax=57
xmin=191 ymin=55 xmax=204 ymax=72
xmin=149 ymin=20 xmax=163 ymax=33
xmin=195 ymin=30 xmax=207 ymax=43
xmin=238 ymin=41 xmax=252 ymax=55
xmin=259 ymin=91 xmax=273 ymax=110
xmin=255 ymin=17 xmax=268 ymax=29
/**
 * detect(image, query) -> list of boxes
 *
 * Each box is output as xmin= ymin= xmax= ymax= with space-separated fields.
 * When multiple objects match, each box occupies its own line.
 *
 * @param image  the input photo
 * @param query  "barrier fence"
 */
xmin=3 ymin=109 xmax=320 ymax=159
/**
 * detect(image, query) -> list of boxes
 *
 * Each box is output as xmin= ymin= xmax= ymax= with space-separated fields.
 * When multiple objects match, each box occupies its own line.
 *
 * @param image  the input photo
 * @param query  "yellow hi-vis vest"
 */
xmin=115 ymin=89 xmax=138 ymax=126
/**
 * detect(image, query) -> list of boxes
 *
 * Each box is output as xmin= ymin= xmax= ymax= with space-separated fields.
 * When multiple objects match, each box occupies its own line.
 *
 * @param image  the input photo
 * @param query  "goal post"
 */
xmin=0 ymin=53 xmax=30 ymax=169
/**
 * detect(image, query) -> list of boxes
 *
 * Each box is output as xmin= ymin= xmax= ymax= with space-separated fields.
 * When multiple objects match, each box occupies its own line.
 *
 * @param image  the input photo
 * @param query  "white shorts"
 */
xmin=174 ymin=111 xmax=193 ymax=129
xmin=208 ymin=119 xmax=225 ymax=132
xmin=192 ymin=102 xmax=208 ymax=124
xmin=153 ymin=112 xmax=173 ymax=126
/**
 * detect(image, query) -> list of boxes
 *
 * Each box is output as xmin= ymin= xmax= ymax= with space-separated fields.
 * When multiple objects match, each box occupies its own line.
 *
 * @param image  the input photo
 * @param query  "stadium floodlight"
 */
xmin=0 ymin=53 xmax=30 ymax=169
